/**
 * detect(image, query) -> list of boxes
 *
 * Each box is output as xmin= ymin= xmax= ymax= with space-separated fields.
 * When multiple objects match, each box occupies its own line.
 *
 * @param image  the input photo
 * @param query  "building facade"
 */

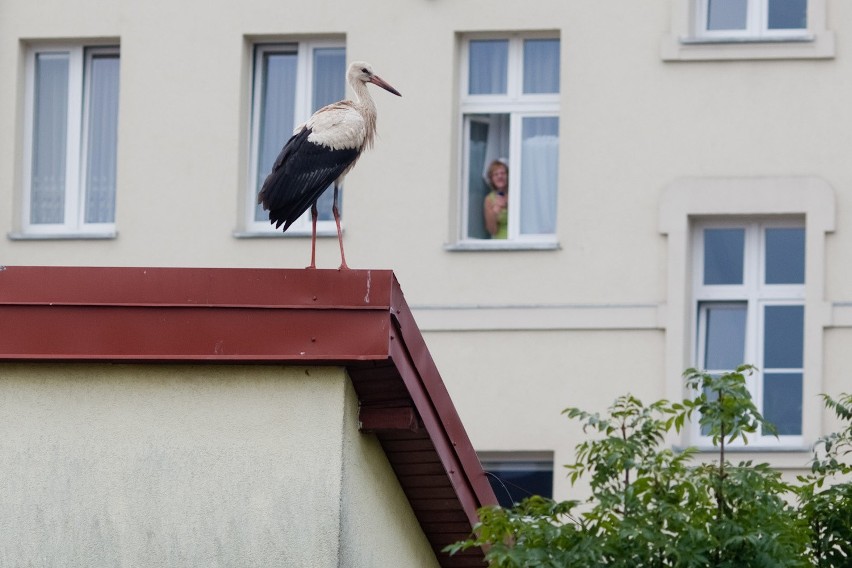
xmin=2 ymin=0 xmax=851 ymax=502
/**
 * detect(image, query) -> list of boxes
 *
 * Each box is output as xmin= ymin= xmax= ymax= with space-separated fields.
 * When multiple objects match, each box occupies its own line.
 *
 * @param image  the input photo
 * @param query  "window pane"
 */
xmin=466 ymin=118 xmax=491 ymax=239
xmin=481 ymin=460 xmax=553 ymax=508
xmin=520 ymin=116 xmax=559 ymax=235
xmin=254 ymin=50 xmax=297 ymax=222
xmin=703 ymin=228 xmax=745 ymax=285
xmin=31 ymin=52 xmax=69 ymax=224
xmin=763 ymin=372 xmax=802 ymax=435
xmin=312 ymin=47 xmax=347 ymax=221
xmin=703 ymin=303 xmax=747 ymax=370
xmin=707 ymin=0 xmax=748 ymax=30
xmin=764 ymin=305 xmax=804 ymax=369
xmin=465 ymin=114 xmax=509 ymax=239
xmin=768 ymin=0 xmax=807 ymax=30
xmin=468 ymin=40 xmax=508 ymax=95
xmin=312 ymin=47 xmax=345 ymax=111
xmin=523 ymin=39 xmax=560 ymax=94
xmin=84 ymin=53 xmax=120 ymax=224
xmin=765 ymin=228 xmax=805 ymax=284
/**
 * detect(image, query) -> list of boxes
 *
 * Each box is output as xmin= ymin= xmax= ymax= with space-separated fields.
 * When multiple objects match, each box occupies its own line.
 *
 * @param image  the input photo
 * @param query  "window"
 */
xmin=21 ymin=45 xmax=120 ymax=236
xmin=458 ymin=34 xmax=560 ymax=247
xmin=660 ymin=177 xmax=834 ymax=451
xmin=694 ymin=221 xmax=805 ymax=443
xmin=478 ymin=452 xmax=553 ymax=508
xmin=247 ymin=40 xmax=345 ymax=235
xmin=661 ymin=0 xmax=834 ymax=60
xmin=698 ymin=0 xmax=807 ymax=39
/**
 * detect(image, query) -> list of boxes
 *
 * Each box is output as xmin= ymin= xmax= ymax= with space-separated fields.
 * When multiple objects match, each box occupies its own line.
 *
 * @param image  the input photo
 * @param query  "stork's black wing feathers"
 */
xmin=257 ymin=127 xmax=360 ymax=232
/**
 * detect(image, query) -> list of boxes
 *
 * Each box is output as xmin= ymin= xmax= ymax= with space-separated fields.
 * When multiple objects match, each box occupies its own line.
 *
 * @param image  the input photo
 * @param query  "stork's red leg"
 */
xmin=307 ymin=202 xmax=318 ymax=269
xmin=332 ymin=184 xmax=349 ymax=270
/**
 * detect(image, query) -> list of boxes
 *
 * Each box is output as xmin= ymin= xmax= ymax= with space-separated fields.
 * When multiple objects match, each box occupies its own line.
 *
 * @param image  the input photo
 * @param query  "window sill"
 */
xmin=445 ymin=240 xmax=560 ymax=252
xmin=8 ymin=231 xmax=117 ymax=241
xmin=233 ymin=230 xmax=340 ymax=239
xmin=661 ymin=31 xmax=835 ymax=61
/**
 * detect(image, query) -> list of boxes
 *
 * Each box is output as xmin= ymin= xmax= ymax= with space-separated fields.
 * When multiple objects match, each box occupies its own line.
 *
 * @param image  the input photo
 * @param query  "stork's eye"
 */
xmin=361 ymin=67 xmax=369 ymax=74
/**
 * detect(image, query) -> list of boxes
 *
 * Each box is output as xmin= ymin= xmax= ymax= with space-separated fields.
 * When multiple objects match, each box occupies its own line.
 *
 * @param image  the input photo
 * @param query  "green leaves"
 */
xmin=682 ymin=365 xmax=777 ymax=446
xmin=448 ymin=368 xmax=852 ymax=567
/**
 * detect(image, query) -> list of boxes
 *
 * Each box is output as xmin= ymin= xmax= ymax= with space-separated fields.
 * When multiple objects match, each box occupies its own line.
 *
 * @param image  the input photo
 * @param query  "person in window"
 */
xmin=483 ymin=159 xmax=509 ymax=239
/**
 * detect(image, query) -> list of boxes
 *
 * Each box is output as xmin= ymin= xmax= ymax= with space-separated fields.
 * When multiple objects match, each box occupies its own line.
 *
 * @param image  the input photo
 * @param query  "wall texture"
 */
xmin=0 ymin=363 xmax=437 ymax=567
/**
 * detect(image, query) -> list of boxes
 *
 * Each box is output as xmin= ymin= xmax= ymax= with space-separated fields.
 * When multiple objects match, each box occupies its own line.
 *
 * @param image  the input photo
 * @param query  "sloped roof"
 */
xmin=0 ymin=266 xmax=496 ymax=567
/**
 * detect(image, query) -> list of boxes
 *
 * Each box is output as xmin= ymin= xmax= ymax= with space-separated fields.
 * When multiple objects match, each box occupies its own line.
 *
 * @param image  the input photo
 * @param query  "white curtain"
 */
xmin=254 ymin=51 xmax=297 ymax=222
xmin=520 ymin=117 xmax=559 ymax=235
xmin=468 ymin=40 xmax=508 ymax=95
xmin=523 ymin=39 xmax=560 ymax=94
xmin=84 ymin=53 xmax=120 ymax=224
xmin=30 ymin=53 xmax=69 ymax=224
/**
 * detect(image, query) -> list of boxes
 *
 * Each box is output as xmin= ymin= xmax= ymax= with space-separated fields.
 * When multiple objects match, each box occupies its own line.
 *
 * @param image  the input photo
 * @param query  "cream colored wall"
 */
xmin=0 ymin=363 xmax=435 ymax=566
xmin=3 ymin=0 xmax=852 ymax=504
xmin=424 ymin=329 xmax=667 ymax=500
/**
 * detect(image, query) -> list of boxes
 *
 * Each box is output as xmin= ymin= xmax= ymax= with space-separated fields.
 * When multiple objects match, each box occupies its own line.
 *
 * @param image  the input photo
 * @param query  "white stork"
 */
xmin=258 ymin=61 xmax=401 ymax=269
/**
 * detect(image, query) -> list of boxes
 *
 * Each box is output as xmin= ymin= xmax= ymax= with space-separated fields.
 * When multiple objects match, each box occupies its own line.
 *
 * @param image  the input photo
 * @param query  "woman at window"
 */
xmin=483 ymin=159 xmax=509 ymax=239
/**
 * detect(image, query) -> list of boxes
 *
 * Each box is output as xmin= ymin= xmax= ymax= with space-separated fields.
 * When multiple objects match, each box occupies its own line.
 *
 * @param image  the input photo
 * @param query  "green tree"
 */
xmin=447 ymin=366 xmax=838 ymax=567
xmin=797 ymin=393 xmax=852 ymax=565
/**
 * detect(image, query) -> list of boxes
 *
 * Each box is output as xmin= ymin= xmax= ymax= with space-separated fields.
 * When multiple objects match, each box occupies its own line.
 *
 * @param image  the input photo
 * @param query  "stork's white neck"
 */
xmin=350 ymin=80 xmax=378 ymax=149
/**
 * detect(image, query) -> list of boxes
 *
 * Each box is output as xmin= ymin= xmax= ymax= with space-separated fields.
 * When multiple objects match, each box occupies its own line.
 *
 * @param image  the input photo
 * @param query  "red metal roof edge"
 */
xmin=0 ymin=265 xmax=394 ymax=309
xmin=387 ymin=275 xmax=499 ymax=520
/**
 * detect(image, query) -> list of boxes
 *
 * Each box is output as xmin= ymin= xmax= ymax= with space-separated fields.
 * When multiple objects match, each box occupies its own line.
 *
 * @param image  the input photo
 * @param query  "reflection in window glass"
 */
xmin=763 ymin=372 xmax=803 ymax=435
xmin=703 ymin=303 xmax=747 ymax=370
xmin=764 ymin=305 xmax=804 ymax=369
xmin=523 ymin=39 xmax=560 ymax=94
xmin=468 ymin=40 xmax=508 ymax=95
xmin=765 ymin=228 xmax=805 ymax=284
xmin=520 ymin=117 xmax=559 ymax=235
xmin=704 ymin=228 xmax=745 ymax=285
xmin=707 ymin=0 xmax=748 ymax=30
xmin=768 ymin=0 xmax=807 ymax=30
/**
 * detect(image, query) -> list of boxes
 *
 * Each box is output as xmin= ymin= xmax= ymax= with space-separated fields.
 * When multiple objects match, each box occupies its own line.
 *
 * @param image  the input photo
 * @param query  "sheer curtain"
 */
xmin=468 ymin=40 xmax=508 ymax=95
xmin=254 ymin=50 xmax=297 ymax=222
xmin=30 ymin=53 xmax=69 ymax=224
xmin=84 ymin=53 xmax=120 ymax=224
xmin=523 ymin=39 xmax=560 ymax=94
xmin=520 ymin=117 xmax=559 ymax=235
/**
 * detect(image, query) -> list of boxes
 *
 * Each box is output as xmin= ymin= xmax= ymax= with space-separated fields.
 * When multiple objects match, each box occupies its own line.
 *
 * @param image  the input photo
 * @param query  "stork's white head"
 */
xmin=348 ymin=61 xmax=402 ymax=97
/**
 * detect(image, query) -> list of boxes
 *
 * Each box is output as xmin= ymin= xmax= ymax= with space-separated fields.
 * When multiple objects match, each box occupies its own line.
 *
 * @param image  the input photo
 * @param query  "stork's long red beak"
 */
xmin=369 ymin=75 xmax=402 ymax=97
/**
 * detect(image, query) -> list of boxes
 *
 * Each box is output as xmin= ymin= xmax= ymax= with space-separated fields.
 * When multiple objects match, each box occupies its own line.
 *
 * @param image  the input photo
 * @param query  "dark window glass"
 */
xmin=765 ymin=228 xmax=805 ymax=284
xmin=763 ymin=372 xmax=803 ymax=435
xmin=704 ymin=228 xmax=745 ymax=285
xmin=764 ymin=305 xmax=804 ymax=369
xmin=768 ymin=0 xmax=807 ymax=30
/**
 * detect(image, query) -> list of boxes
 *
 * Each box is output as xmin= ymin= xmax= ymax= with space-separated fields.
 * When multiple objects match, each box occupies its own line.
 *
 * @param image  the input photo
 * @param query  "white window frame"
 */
xmin=21 ymin=44 xmax=120 ymax=237
xmin=455 ymin=32 xmax=560 ymax=249
xmin=661 ymin=0 xmax=834 ymax=61
xmin=659 ymin=176 xmax=835 ymax=456
xmin=691 ymin=219 xmax=806 ymax=448
xmin=245 ymin=39 xmax=345 ymax=236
